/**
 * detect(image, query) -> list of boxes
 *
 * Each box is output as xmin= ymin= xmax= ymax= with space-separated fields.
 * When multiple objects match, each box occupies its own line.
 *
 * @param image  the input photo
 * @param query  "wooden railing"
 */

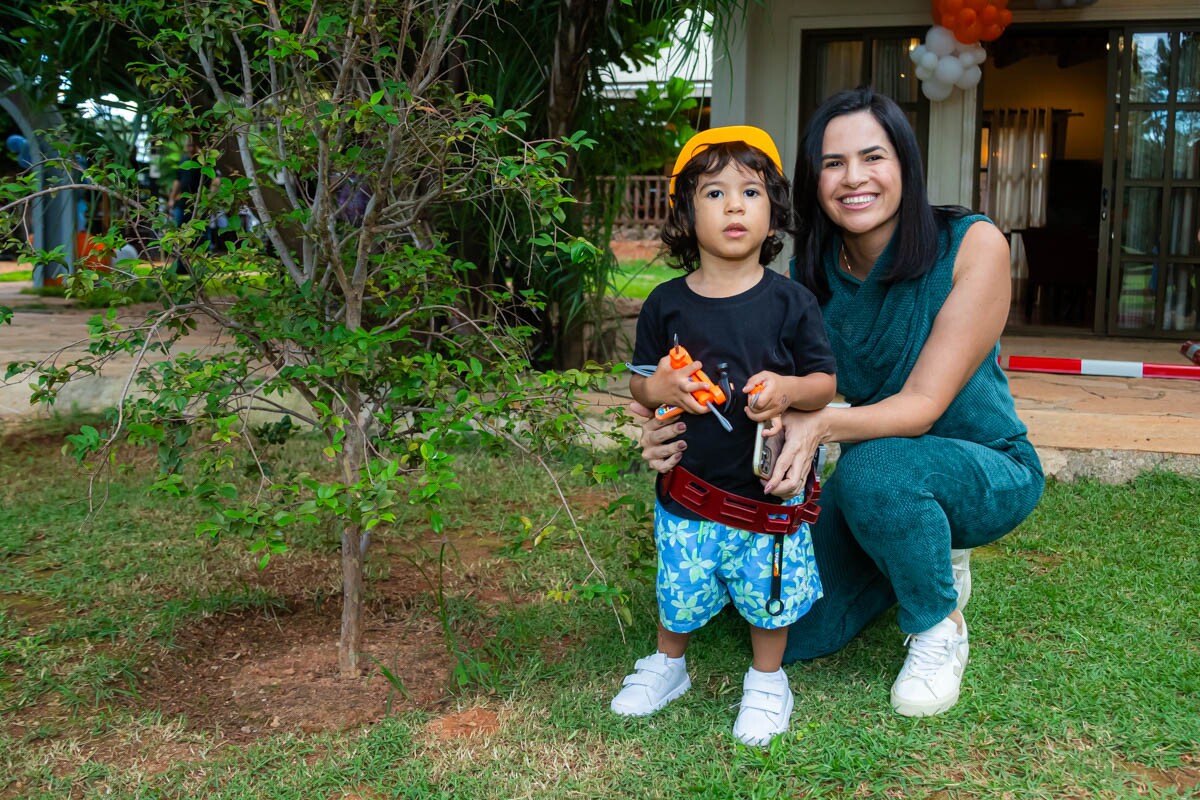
xmin=590 ymin=175 xmax=671 ymax=228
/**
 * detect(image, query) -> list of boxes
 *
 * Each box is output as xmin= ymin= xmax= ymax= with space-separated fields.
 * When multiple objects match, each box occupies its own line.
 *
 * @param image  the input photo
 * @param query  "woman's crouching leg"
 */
xmin=782 ymin=474 xmax=896 ymax=662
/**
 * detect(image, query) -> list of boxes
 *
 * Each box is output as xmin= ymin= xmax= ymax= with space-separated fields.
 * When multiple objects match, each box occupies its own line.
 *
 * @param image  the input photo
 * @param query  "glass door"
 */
xmin=1106 ymin=28 xmax=1200 ymax=336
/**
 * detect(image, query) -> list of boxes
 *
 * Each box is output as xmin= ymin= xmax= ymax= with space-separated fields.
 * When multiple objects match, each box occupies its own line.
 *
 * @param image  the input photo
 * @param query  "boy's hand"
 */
xmin=646 ymin=354 xmax=711 ymax=415
xmin=743 ymin=371 xmax=790 ymax=421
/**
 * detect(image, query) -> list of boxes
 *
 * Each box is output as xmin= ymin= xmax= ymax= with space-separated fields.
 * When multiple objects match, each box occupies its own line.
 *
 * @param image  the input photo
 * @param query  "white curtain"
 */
xmin=987 ymin=108 xmax=1052 ymax=233
xmin=986 ymin=107 xmax=1052 ymax=281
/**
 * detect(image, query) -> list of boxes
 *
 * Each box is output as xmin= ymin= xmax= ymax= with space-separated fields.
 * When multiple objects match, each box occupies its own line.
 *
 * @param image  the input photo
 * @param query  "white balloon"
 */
xmin=921 ymin=79 xmax=954 ymax=102
xmin=958 ymin=52 xmax=976 ymax=70
xmin=970 ymin=45 xmax=989 ymax=65
xmin=925 ymin=25 xmax=957 ymax=57
xmin=921 ymin=50 xmax=939 ymax=71
xmin=915 ymin=64 xmax=934 ymax=81
xmin=910 ymin=44 xmax=928 ymax=65
xmin=934 ymin=54 xmax=964 ymax=85
xmin=956 ymin=65 xmax=982 ymax=89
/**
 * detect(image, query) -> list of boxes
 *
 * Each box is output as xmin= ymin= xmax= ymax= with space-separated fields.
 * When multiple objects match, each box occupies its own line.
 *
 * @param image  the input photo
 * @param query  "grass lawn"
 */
xmin=611 ymin=258 xmax=677 ymax=301
xmin=0 ymin=416 xmax=1197 ymax=798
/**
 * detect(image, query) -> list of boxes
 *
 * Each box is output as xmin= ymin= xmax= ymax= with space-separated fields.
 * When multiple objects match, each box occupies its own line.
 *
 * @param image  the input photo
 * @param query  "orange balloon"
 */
xmin=955 ymin=21 xmax=982 ymax=44
xmin=959 ymin=8 xmax=977 ymax=26
xmin=941 ymin=0 xmax=964 ymax=14
xmin=964 ymin=0 xmax=986 ymax=11
xmin=980 ymin=5 xmax=998 ymax=24
xmin=980 ymin=23 xmax=1003 ymax=42
xmin=999 ymin=8 xmax=1013 ymax=26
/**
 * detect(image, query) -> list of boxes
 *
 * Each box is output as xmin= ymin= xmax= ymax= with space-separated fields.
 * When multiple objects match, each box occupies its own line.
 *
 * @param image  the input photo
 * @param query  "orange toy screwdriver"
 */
xmin=655 ymin=339 xmax=733 ymax=432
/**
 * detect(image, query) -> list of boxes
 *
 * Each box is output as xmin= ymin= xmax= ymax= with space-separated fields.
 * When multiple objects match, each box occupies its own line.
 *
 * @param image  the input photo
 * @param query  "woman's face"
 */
xmin=817 ymin=110 xmax=903 ymax=244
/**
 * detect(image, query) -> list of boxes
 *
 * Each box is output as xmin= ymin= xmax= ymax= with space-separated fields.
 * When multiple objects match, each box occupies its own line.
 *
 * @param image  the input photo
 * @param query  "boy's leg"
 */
xmin=749 ymin=625 xmax=787 ymax=672
xmin=612 ymin=502 xmax=722 ymax=717
xmin=658 ymin=623 xmax=690 ymax=659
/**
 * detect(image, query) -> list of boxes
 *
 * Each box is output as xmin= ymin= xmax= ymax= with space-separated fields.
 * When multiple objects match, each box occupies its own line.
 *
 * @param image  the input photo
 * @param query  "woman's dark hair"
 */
xmin=792 ymin=86 xmax=968 ymax=302
xmin=661 ymin=142 xmax=797 ymax=272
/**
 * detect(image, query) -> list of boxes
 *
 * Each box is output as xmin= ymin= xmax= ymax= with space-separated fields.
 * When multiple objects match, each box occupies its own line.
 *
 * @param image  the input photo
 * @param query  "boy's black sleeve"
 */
xmin=790 ymin=289 xmax=837 ymax=377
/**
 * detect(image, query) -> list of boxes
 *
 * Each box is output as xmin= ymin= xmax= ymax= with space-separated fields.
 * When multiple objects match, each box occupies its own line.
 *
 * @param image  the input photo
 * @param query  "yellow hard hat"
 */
xmin=669 ymin=125 xmax=784 ymax=202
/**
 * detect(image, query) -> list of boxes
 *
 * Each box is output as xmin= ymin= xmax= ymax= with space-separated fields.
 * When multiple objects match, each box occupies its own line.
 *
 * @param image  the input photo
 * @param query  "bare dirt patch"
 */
xmin=127 ymin=546 xmax=498 ymax=744
xmin=423 ymin=707 xmax=500 ymax=741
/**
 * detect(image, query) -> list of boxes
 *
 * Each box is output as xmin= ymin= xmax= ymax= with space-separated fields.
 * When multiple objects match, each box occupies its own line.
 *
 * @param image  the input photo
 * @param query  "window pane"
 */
xmin=1116 ymin=262 xmax=1156 ymax=329
xmin=1181 ymin=32 xmax=1200 ymax=103
xmin=1163 ymin=264 xmax=1200 ymax=331
xmin=1129 ymin=33 xmax=1171 ymax=104
xmin=1126 ymin=110 xmax=1166 ymax=180
xmin=1122 ymin=186 xmax=1161 ymax=255
xmin=816 ymin=41 xmax=863 ymax=102
xmin=1174 ymin=111 xmax=1200 ymax=180
xmin=873 ymin=38 xmax=920 ymax=104
xmin=1170 ymin=188 xmax=1199 ymax=257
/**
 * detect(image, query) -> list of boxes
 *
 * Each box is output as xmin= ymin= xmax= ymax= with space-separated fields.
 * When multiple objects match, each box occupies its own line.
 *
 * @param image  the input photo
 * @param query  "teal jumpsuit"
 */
xmin=783 ymin=214 xmax=1044 ymax=662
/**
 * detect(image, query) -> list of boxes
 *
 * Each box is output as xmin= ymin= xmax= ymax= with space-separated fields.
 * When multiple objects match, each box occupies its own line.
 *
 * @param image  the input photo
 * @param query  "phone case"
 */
xmin=752 ymin=420 xmax=783 ymax=478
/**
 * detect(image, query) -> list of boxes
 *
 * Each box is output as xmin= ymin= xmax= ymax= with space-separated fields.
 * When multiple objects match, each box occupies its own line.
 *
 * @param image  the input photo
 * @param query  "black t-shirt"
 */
xmin=633 ymin=268 xmax=837 ymax=519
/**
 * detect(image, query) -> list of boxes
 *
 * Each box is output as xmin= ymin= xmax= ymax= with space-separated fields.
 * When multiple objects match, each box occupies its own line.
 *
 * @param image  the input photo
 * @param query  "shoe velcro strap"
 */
xmin=622 ymin=671 xmax=664 ymax=688
xmin=740 ymin=692 xmax=787 ymax=713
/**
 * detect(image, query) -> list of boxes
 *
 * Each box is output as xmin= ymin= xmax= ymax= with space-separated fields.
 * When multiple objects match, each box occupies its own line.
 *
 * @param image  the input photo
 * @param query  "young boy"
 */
xmin=613 ymin=126 xmax=837 ymax=746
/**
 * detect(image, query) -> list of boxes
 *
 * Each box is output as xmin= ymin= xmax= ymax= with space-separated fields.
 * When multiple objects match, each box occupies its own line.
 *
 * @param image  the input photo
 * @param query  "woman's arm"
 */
xmin=766 ymin=220 xmax=1011 ymax=494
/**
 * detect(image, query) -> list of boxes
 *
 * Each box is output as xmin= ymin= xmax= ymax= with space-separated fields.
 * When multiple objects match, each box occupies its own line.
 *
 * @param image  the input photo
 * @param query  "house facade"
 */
xmin=711 ymin=0 xmax=1200 ymax=339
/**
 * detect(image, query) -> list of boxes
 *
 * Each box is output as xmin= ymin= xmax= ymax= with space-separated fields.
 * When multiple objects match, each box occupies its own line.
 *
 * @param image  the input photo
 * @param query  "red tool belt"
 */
xmin=660 ymin=464 xmax=821 ymax=535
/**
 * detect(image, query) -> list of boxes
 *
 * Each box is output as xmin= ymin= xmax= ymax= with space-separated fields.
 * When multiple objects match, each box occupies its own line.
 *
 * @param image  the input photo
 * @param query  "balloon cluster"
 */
xmin=910 ymin=26 xmax=987 ymax=102
xmin=933 ymin=0 xmax=1013 ymax=45
xmin=912 ymin=0 xmax=1014 ymax=102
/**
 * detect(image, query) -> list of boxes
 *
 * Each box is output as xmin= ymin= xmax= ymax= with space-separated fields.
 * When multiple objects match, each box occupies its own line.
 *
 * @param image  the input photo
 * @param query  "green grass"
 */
xmin=0 ymin=269 xmax=32 ymax=282
xmin=0 ymin=415 xmax=1197 ymax=798
xmin=611 ymin=258 xmax=678 ymax=301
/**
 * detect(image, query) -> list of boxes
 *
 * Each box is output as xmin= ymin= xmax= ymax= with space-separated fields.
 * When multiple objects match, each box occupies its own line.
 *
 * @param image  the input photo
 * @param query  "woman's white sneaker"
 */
xmin=611 ymin=652 xmax=690 ymax=717
xmin=732 ymin=667 xmax=794 ymax=746
xmin=890 ymin=616 xmax=969 ymax=717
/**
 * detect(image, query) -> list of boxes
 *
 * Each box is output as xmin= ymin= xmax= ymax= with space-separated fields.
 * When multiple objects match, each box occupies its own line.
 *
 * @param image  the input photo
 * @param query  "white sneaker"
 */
xmin=951 ymin=548 xmax=972 ymax=612
xmin=611 ymin=653 xmax=691 ymax=717
xmin=732 ymin=668 xmax=794 ymax=746
xmin=890 ymin=616 xmax=969 ymax=717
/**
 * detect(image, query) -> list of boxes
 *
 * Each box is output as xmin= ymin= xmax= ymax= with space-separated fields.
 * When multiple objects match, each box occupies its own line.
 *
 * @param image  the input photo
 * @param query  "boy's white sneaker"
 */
xmin=951 ymin=548 xmax=972 ymax=612
xmin=732 ymin=667 xmax=794 ymax=747
xmin=890 ymin=615 xmax=969 ymax=717
xmin=611 ymin=652 xmax=690 ymax=717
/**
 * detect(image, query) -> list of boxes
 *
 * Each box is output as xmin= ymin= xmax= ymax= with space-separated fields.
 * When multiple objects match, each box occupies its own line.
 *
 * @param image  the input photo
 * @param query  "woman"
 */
xmin=633 ymin=86 xmax=1044 ymax=717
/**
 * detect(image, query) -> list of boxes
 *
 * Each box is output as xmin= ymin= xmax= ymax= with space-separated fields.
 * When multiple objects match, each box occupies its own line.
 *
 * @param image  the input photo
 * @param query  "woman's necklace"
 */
xmin=840 ymin=245 xmax=859 ymax=277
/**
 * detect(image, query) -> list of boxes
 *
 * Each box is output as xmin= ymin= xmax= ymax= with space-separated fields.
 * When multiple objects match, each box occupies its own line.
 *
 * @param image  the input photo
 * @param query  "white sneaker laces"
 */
xmin=902 ymin=629 xmax=957 ymax=679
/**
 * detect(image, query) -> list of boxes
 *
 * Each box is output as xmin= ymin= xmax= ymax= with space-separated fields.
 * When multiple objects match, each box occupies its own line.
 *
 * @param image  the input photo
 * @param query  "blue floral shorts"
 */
xmin=655 ymin=497 xmax=823 ymax=633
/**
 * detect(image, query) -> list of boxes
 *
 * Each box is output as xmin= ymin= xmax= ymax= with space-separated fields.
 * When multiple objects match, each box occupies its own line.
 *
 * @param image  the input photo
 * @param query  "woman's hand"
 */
xmin=763 ymin=408 xmax=828 ymax=497
xmin=629 ymin=400 xmax=688 ymax=474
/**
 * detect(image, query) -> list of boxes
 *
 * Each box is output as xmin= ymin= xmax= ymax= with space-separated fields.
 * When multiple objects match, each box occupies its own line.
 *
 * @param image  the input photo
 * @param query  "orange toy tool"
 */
xmin=655 ymin=340 xmax=733 ymax=432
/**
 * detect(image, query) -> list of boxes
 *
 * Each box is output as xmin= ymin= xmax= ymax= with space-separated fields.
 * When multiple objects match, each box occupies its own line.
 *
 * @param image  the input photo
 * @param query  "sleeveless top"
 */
xmin=818 ymin=213 xmax=1035 ymax=456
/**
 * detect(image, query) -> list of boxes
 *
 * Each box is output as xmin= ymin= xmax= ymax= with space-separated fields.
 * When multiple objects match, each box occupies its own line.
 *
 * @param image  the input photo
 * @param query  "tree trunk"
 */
xmin=336 ymin=397 xmax=366 ymax=677
xmin=547 ymin=0 xmax=609 ymax=142
xmin=337 ymin=517 xmax=365 ymax=677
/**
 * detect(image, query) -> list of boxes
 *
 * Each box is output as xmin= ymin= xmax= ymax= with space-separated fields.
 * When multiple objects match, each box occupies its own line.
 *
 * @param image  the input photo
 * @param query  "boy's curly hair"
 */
xmin=661 ymin=142 xmax=797 ymax=272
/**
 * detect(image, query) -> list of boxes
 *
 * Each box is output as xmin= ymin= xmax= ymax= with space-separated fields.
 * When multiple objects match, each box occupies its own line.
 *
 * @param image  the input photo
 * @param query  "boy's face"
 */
xmin=691 ymin=160 xmax=773 ymax=267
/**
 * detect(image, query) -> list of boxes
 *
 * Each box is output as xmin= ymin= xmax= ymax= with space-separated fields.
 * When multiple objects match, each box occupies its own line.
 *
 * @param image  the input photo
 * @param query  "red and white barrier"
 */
xmin=1006 ymin=355 xmax=1200 ymax=381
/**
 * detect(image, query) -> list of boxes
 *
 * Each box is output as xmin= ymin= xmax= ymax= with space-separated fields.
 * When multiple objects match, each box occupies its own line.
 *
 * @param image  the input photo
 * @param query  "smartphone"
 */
xmin=753 ymin=422 xmax=827 ymax=488
xmin=752 ymin=420 xmax=783 ymax=478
